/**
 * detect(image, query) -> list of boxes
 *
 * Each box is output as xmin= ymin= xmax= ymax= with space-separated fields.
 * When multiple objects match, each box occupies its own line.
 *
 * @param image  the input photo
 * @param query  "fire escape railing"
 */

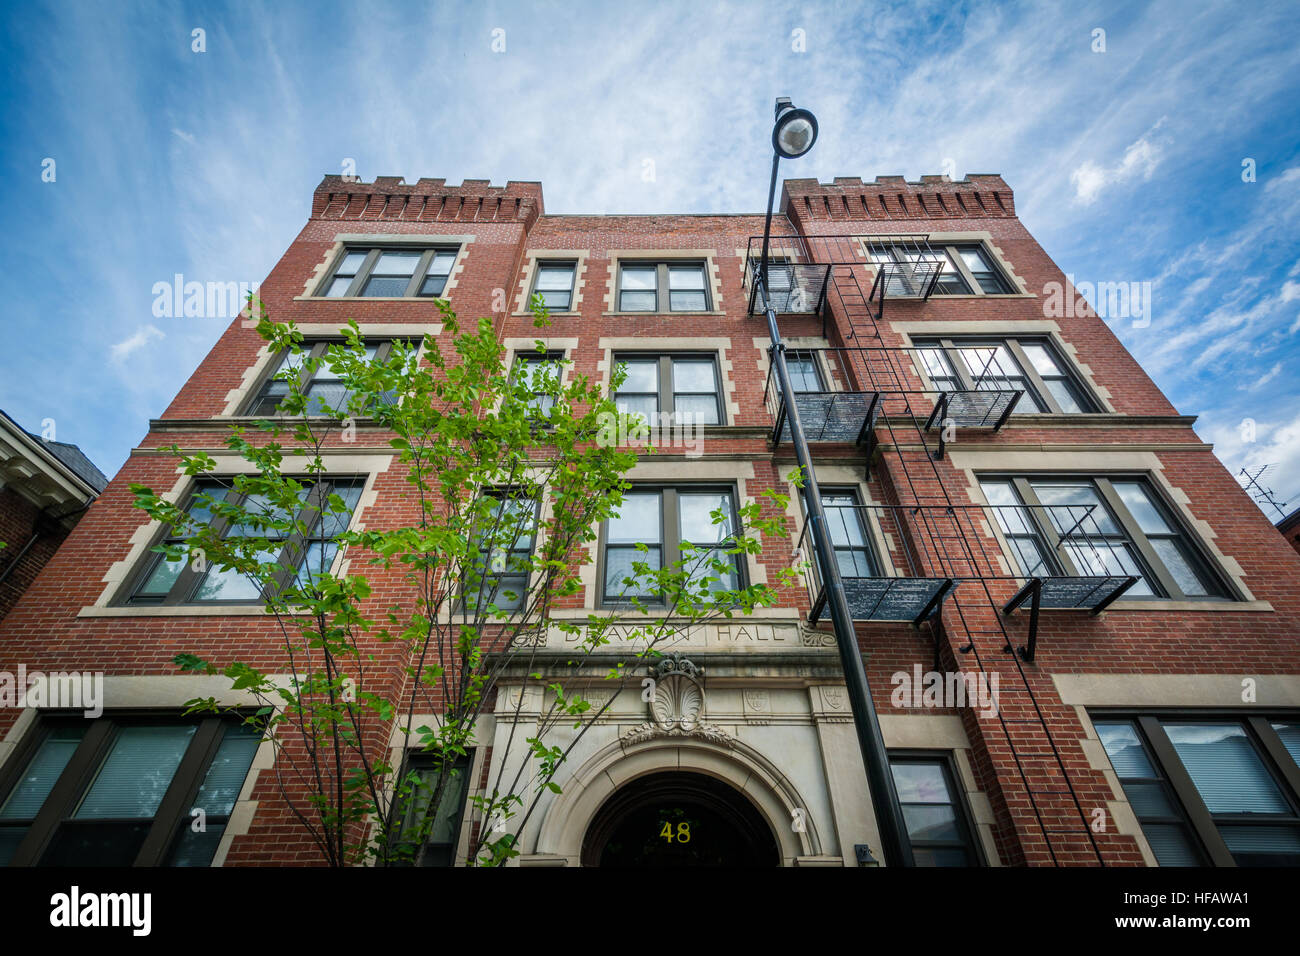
xmin=750 ymin=229 xmax=1114 ymax=865
xmin=793 ymin=503 xmax=1137 ymax=658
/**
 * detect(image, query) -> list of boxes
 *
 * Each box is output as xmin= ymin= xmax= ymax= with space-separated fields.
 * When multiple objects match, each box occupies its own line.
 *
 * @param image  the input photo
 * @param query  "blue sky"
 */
xmin=1 ymin=0 xmax=1298 ymax=517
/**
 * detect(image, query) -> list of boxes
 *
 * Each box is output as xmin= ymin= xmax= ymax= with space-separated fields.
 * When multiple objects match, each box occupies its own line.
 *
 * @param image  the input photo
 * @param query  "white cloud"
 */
xmin=170 ymin=128 xmax=196 ymax=145
xmin=1240 ymin=361 xmax=1282 ymax=391
xmin=1070 ymin=120 xmax=1167 ymax=204
xmin=1202 ymin=411 xmax=1300 ymax=517
xmin=110 ymin=324 xmax=165 ymax=363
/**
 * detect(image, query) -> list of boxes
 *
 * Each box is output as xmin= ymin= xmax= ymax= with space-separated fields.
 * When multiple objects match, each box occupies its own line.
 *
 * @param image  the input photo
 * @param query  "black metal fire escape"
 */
xmin=747 ymin=232 xmax=1133 ymax=866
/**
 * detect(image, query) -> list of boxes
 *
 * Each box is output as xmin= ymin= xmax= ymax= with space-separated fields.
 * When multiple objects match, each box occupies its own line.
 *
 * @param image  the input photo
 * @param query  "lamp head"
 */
xmin=772 ymin=98 xmax=818 ymax=159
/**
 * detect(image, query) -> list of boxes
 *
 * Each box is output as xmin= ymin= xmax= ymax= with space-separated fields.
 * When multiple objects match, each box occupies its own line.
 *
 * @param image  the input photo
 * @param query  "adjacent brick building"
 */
xmin=0 ymin=410 xmax=107 ymax=624
xmin=1 ymin=172 xmax=1296 ymax=868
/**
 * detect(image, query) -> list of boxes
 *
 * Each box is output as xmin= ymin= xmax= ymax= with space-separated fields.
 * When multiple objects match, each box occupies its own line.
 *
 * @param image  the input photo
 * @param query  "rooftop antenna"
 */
xmin=1237 ymin=464 xmax=1289 ymax=519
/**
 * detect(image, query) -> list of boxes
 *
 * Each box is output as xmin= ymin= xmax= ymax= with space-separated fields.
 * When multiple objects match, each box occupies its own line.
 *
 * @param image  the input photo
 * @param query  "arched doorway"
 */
xmin=581 ymin=771 xmax=780 ymax=867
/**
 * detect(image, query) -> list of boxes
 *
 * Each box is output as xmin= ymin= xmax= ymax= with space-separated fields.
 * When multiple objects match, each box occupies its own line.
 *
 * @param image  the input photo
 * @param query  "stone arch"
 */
xmin=532 ymin=734 xmax=822 ymax=865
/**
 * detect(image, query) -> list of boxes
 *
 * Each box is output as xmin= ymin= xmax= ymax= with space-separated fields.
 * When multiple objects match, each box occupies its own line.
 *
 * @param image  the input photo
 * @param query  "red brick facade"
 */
xmin=1 ymin=172 xmax=1297 ymax=868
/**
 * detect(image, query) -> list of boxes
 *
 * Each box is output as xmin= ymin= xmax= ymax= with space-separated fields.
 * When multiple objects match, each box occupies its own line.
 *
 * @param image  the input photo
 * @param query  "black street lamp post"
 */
xmin=755 ymin=97 xmax=915 ymax=868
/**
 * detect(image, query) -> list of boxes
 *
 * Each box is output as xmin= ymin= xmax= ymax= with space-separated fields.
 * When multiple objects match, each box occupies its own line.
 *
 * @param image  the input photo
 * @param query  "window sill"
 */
xmin=602 ymin=311 xmax=726 ymax=317
xmin=79 ymin=604 xmax=297 ymax=618
xmin=511 ymin=311 xmax=581 ymax=318
xmin=1099 ymin=599 xmax=1273 ymax=613
xmin=923 ymin=293 xmax=1036 ymax=300
xmin=293 ymin=295 xmax=450 ymax=303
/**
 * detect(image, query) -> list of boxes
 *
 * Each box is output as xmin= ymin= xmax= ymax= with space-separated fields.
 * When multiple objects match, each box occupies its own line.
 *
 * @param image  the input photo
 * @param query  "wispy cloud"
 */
xmin=1070 ymin=120 xmax=1168 ymax=204
xmin=110 ymin=324 xmax=165 ymax=362
xmin=0 ymin=0 xmax=1296 ymax=506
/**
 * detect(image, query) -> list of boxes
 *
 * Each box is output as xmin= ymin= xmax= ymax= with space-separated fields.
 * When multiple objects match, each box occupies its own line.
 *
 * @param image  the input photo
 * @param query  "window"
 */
xmin=786 ymin=350 xmax=825 ymax=392
xmin=820 ymin=490 xmax=880 ymax=577
xmin=246 ymin=340 xmax=406 ymax=417
xmin=461 ymin=492 xmax=538 ymax=614
xmin=0 ymin=715 xmax=260 ymax=867
xmin=510 ymin=351 xmax=564 ymax=418
xmin=389 ymin=751 xmax=473 ymax=867
xmin=1095 ymin=715 xmax=1300 ymax=866
xmin=932 ymin=250 xmax=972 ymax=295
xmin=748 ymin=255 xmax=818 ymax=313
xmin=912 ymin=337 xmax=1095 ymax=414
xmin=754 ymin=256 xmax=793 ymax=293
xmin=613 ymin=354 xmax=723 ymax=425
xmin=601 ymin=487 xmax=741 ymax=604
xmin=617 ymin=261 xmax=711 ymax=312
xmin=319 ymin=247 xmax=458 ymax=298
xmin=529 ymin=261 xmax=576 ymax=311
xmin=120 ymin=477 xmax=365 ymax=606
xmin=978 ymin=476 xmax=1230 ymax=600
xmin=866 ymin=241 xmax=1012 ymax=296
xmin=889 ymin=754 xmax=982 ymax=866
xmin=1094 ymin=721 xmax=1205 ymax=865
xmin=954 ymin=246 xmax=1010 ymax=293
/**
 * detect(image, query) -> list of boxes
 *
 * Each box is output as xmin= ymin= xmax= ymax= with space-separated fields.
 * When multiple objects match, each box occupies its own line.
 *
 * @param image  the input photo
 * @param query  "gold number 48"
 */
xmin=659 ymin=821 xmax=691 ymax=843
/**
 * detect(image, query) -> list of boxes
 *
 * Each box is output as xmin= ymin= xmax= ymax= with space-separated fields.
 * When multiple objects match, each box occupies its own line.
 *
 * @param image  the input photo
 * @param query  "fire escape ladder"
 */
xmin=859 ymin=344 xmax=1108 ymax=867
xmin=756 ymin=232 xmax=1108 ymax=864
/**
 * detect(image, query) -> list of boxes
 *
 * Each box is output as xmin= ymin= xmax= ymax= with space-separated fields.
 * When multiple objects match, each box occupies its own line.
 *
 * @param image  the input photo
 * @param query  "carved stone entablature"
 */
xmin=621 ymin=722 xmax=735 ymax=749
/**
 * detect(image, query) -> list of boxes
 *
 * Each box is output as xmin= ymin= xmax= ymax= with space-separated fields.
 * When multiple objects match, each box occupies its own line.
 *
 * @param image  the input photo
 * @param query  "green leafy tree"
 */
xmin=131 ymin=296 xmax=798 ymax=866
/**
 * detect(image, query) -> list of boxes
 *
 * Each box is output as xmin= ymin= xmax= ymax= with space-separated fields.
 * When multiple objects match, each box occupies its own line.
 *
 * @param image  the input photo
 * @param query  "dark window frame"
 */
xmin=115 ymin=475 xmax=367 ymax=607
xmin=978 ymin=474 xmax=1234 ymax=601
xmin=316 ymin=245 xmax=460 ymax=299
xmin=612 ymin=353 xmax=725 ymax=425
xmin=912 ymin=336 xmax=1096 ymax=414
xmin=458 ymin=488 xmax=540 ymax=616
xmin=527 ymin=260 xmax=578 ymax=312
xmin=510 ymin=349 xmax=566 ymax=419
xmin=0 ymin=711 xmax=258 ymax=867
xmin=1091 ymin=709 xmax=1300 ymax=867
xmin=387 ymin=750 xmax=475 ymax=867
xmin=243 ymin=339 xmax=406 ymax=417
xmin=616 ymin=260 xmax=712 ymax=313
xmin=810 ymin=486 xmax=883 ymax=578
xmin=865 ymin=240 xmax=1014 ymax=296
xmin=785 ymin=349 xmax=827 ymax=393
xmin=597 ymin=484 xmax=745 ymax=607
xmin=888 ymin=750 xmax=985 ymax=867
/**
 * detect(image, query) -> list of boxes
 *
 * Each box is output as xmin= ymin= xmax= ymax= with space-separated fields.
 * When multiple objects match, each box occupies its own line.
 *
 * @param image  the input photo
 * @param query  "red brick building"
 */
xmin=0 ymin=410 xmax=107 ymax=624
xmin=1278 ymin=507 xmax=1300 ymax=558
xmin=1 ymin=172 xmax=1297 ymax=868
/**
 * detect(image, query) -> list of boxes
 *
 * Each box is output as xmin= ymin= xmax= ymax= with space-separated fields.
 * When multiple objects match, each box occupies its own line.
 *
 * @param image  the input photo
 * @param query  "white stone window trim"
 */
xmin=1059 ymin=676 xmax=1300 ymax=867
xmin=293 ymin=233 xmax=475 ymax=302
xmin=596 ymin=335 xmax=739 ymax=425
xmin=0 ymin=675 xmax=288 ymax=867
xmin=578 ymin=458 xmax=769 ymax=613
xmin=378 ymin=714 xmax=493 ymax=868
xmin=79 ymin=453 xmax=394 ymax=617
xmin=221 ymin=323 xmax=441 ymax=417
xmin=776 ymin=462 xmax=901 ymax=580
xmin=949 ymin=447 xmax=1263 ymax=609
xmin=858 ymin=230 xmax=1033 ymax=298
xmin=512 ymin=251 xmax=590 ymax=316
xmin=602 ymin=249 xmax=725 ymax=316
xmin=891 ymin=319 xmax=1116 ymax=413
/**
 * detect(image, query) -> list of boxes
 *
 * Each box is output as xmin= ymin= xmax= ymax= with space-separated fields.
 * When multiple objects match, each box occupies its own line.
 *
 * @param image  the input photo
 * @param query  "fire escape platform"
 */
xmin=1003 ymin=574 xmax=1139 ymax=613
xmin=810 ymin=575 xmax=955 ymax=625
xmin=925 ymin=389 xmax=1021 ymax=430
xmin=771 ymin=391 xmax=880 ymax=445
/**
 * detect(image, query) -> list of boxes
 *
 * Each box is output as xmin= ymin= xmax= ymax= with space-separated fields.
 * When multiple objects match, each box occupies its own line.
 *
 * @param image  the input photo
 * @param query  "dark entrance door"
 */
xmin=581 ymin=771 xmax=780 ymax=867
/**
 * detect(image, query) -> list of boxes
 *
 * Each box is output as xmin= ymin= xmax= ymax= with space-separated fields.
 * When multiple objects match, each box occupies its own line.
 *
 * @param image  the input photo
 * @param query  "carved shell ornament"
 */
xmin=622 ymin=655 xmax=734 ymax=747
xmin=651 ymin=668 xmax=704 ymax=732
